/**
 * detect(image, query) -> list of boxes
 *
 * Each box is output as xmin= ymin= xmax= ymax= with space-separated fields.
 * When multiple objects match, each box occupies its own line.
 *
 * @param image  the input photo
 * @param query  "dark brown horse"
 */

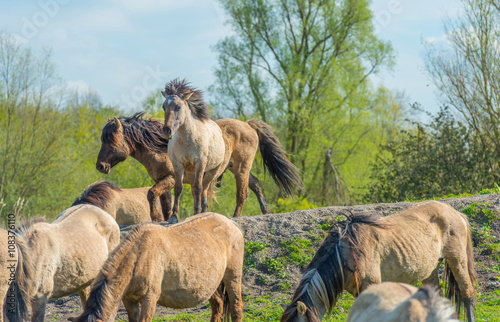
xmin=96 ymin=112 xmax=301 ymax=222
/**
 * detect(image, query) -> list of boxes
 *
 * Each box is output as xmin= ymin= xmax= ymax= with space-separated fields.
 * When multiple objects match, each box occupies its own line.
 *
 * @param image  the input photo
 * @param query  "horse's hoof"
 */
xmin=168 ymin=216 xmax=179 ymax=224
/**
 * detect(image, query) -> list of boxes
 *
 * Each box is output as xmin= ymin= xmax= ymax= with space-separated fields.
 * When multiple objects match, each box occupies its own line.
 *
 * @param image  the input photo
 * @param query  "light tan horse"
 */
xmin=16 ymin=205 xmax=120 ymax=322
xmin=281 ymin=201 xmax=476 ymax=322
xmin=162 ymin=79 xmax=226 ymax=221
xmin=346 ymin=282 xmax=458 ymax=322
xmin=68 ymin=212 xmax=244 ymax=322
xmin=71 ymin=181 xmax=159 ymax=225
xmin=0 ymin=227 xmax=32 ymax=322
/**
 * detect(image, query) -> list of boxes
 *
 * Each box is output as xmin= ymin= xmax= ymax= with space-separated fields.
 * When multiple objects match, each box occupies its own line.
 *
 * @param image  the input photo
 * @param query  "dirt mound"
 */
xmin=45 ymin=194 xmax=500 ymax=320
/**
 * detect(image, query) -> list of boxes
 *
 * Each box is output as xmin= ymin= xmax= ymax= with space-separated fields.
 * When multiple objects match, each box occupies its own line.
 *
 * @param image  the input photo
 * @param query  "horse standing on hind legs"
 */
xmin=68 ymin=213 xmax=244 ymax=322
xmin=281 ymin=201 xmax=476 ymax=322
xmin=96 ymin=112 xmax=301 ymax=223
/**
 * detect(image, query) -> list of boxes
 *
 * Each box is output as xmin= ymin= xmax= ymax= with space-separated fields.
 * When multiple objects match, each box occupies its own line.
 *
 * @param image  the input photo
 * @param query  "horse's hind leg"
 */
xmin=123 ymin=297 xmax=140 ymax=322
xmin=248 ymin=173 xmax=270 ymax=214
xmin=209 ymin=284 xmax=225 ymax=322
xmin=77 ymin=287 xmax=91 ymax=308
xmin=232 ymin=167 xmax=250 ymax=218
xmin=444 ymin=254 xmax=476 ymax=321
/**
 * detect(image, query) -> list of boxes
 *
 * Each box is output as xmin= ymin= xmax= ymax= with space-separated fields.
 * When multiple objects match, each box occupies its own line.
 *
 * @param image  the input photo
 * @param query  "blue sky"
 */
xmin=0 ymin=0 xmax=461 ymax=114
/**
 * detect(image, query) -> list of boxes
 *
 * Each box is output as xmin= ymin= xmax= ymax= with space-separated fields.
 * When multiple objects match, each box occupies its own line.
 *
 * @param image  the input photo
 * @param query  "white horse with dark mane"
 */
xmin=161 ymin=78 xmax=225 ymax=223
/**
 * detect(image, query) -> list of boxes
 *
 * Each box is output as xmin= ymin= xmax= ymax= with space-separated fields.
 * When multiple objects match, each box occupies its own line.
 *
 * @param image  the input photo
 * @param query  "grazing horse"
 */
xmin=346 ymin=282 xmax=458 ymax=322
xmin=162 ymin=79 xmax=226 ymax=220
xmin=281 ymin=201 xmax=476 ymax=322
xmin=68 ymin=213 xmax=244 ymax=322
xmin=96 ymin=112 xmax=301 ymax=222
xmin=71 ymin=181 xmax=159 ymax=225
xmin=15 ymin=205 xmax=120 ymax=322
xmin=0 ymin=228 xmax=32 ymax=322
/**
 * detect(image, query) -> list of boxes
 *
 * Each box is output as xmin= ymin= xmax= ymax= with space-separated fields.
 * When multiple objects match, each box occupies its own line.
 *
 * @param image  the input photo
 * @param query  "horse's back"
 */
xmin=54 ymin=205 xmax=120 ymax=254
xmin=115 ymin=187 xmax=155 ymax=225
xmin=363 ymin=201 xmax=468 ymax=285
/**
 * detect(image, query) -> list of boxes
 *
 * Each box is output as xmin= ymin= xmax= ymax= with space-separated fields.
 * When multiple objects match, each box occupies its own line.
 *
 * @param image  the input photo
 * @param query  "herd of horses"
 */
xmin=2 ymin=79 xmax=478 ymax=322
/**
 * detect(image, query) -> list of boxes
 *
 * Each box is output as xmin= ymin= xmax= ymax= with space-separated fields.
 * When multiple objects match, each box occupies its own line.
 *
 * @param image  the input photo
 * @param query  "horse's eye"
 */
xmin=174 ymin=105 xmax=180 ymax=111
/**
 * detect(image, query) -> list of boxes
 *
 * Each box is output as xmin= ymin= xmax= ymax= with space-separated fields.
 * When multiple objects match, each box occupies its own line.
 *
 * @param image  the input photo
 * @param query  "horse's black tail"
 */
xmin=444 ymin=213 xmax=477 ymax=318
xmin=247 ymin=119 xmax=302 ymax=196
xmin=221 ymin=283 xmax=230 ymax=322
xmin=5 ymin=237 xmax=32 ymax=322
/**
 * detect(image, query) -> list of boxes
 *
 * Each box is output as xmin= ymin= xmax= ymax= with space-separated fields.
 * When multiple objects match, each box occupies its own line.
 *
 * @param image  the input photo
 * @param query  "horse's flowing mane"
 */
xmin=72 ymin=181 xmax=121 ymax=210
xmin=101 ymin=111 xmax=168 ymax=154
xmin=281 ymin=213 xmax=386 ymax=322
xmin=15 ymin=217 xmax=45 ymax=237
xmin=418 ymin=285 xmax=459 ymax=321
xmin=164 ymin=78 xmax=210 ymax=121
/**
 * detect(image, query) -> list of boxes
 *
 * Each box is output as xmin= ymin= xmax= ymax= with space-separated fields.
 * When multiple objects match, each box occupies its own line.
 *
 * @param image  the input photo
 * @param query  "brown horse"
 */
xmin=16 ymin=205 xmax=120 ymax=322
xmin=71 ymin=181 xmax=159 ymax=225
xmin=0 ymin=228 xmax=32 ymax=322
xmin=68 ymin=213 xmax=244 ymax=322
xmin=96 ymin=112 xmax=301 ymax=222
xmin=162 ymin=79 xmax=226 ymax=218
xmin=346 ymin=282 xmax=458 ymax=322
xmin=281 ymin=201 xmax=476 ymax=322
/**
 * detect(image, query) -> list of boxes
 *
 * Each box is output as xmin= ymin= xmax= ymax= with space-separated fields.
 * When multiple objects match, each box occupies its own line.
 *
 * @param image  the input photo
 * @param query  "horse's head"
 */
xmin=281 ymin=301 xmax=321 ymax=322
xmin=161 ymin=90 xmax=193 ymax=140
xmin=96 ymin=117 xmax=131 ymax=174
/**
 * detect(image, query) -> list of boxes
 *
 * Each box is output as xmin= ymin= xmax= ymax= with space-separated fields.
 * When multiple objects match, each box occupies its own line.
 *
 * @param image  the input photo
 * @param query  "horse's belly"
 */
xmin=158 ymin=287 xmax=216 ymax=309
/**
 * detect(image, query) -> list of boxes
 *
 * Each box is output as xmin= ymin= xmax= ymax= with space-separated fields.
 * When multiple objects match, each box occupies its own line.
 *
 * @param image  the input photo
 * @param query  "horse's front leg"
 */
xmin=193 ymin=163 xmax=207 ymax=215
xmin=170 ymin=163 xmax=184 ymax=224
xmin=148 ymin=176 xmax=175 ymax=222
xmin=31 ymin=296 xmax=48 ymax=322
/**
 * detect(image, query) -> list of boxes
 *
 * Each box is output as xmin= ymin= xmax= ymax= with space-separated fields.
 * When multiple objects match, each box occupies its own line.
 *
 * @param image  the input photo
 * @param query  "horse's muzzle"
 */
xmin=96 ymin=163 xmax=111 ymax=174
xmin=163 ymin=126 xmax=173 ymax=140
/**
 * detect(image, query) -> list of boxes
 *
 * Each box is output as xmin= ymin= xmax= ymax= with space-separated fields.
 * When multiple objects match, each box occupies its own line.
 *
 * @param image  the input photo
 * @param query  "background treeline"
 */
xmin=1 ymin=0 xmax=499 ymax=221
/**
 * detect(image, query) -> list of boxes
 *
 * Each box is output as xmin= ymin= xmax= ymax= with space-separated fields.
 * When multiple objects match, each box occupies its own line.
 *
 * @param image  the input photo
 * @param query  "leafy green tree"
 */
xmin=367 ymin=105 xmax=497 ymax=202
xmin=210 ymin=0 xmax=401 ymax=205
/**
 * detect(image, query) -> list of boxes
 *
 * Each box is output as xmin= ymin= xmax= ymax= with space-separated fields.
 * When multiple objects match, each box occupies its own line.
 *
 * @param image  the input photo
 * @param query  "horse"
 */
xmin=68 ymin=212 xmax=244 ymax=322
xmin=346 ymin=282 xmax=458 ymax=322
xmin=96 ymin=112 xmax=301 ymax=223
xmin=281 ymin=201 xmax=476 ymax=322
xmin=15 ymin=205 xmax=120 ymax=321
xmin=0 ymin=228 xmax=32 ymax=322
xmin=161 ymin=79 xmax=226 ymax=219
xmin=71 ymin=181 xmax=159 ymax=225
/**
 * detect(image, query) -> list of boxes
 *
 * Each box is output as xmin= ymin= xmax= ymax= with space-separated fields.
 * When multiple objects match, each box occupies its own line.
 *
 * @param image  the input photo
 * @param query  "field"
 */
xmin=44 ymin=194 xmax=500 ymax=321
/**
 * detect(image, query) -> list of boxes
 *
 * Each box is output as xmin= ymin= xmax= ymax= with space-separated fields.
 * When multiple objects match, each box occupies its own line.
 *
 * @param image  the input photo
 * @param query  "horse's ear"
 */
xmin=113 ymin=117 xmax=123 ymax=132
xmin=297 ymin=301 xmax=307 ymax=317
xmin=183 ymin=91 xmax=194 ymax=101
xmin=161 ymin=90 xmax=167 ymax=99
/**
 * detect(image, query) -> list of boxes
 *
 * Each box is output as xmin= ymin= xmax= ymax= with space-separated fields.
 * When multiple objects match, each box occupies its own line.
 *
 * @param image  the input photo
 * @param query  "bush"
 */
xmin=366 ymin=105 xmax=499 ymax=202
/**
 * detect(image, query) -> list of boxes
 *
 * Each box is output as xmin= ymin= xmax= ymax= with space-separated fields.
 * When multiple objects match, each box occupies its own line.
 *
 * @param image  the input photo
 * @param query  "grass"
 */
xmin=149 ymin=290 xmax=500 ymax=321
xmin=404 ymin=184 xmax=500 ymax=202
